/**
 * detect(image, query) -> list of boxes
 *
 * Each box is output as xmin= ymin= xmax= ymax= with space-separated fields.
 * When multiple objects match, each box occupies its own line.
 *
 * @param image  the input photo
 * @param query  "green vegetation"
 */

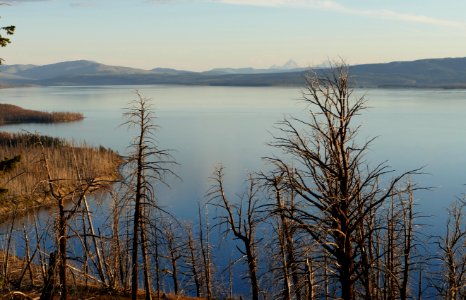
xmin=0 ymin=18 xmax=15 ymax=65
xmin=0 ymin=103 xmax=84 ymax=124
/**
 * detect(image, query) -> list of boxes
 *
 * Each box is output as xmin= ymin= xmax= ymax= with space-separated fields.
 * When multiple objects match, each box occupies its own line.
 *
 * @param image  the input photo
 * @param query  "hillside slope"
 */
xmin=1 ymin=57 xmax=466 ymax=88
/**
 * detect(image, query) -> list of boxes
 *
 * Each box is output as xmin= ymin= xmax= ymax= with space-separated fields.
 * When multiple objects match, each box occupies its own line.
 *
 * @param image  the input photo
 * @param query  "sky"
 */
xmin=1 ymin=0 xmax=465 ymax=71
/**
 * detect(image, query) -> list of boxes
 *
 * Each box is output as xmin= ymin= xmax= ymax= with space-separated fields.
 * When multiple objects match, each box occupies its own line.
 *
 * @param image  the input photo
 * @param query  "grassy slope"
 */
xmin=0 ymin=131 xmax=121 ymax=220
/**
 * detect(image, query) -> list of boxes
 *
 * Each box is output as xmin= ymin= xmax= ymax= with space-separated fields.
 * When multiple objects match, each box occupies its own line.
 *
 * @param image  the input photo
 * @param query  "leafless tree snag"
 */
xmin=198 ymin=204 xmax=213 ymax=299
xmin=185 ymin=223 xmax=202 ymax=297
xmin=266 ymin=64 xmax=418 ymax=299
xmin=209 ymin=166 xmax=262 ymax=300
xmin=38 ymin=138 xmax=105 ymax=299
xmin=122 ymin=91 xmax=175 ymax=300
xmin=434 ymin=198 xmax=466 ymax=299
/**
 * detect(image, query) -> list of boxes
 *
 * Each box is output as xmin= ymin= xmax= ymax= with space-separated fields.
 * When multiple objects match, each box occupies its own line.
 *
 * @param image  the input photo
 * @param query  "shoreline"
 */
xmin=0 ymin=103 xmax=84 ymax=125
xmin=0 ymin=132 xmax=122 ymax=223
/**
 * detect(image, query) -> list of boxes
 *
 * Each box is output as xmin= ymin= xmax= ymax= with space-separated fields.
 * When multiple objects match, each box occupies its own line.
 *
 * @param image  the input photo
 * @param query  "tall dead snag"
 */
xmin=399 ymin=188 xmax=415 ymax=300
xmin=434 ymin=198 xmax=466 ymax=299
xmin=261 ymin=170 xmax=304 ymax=300
xmin=39 ymin=142 xmax=102 ymax=300
xmin=160 ymin=220 xmax=183 ymax=295
xmin=267 ymin=64 xmax=416 ymax=300
xmin=356 ymin=183 xmax=420 ymax=299
xmin=185 ymin=223 xmax=202 ymax=297
xmin=1 ymin=209 xmax=16 ymax=290
xmin=209 ymin=166 xmax=262 ymax=300
xmin=383 ymin=185 xmax=418 ymax=300
xmin=122 ymin=91 xmax=174 ymax=300
xmin=198 ymin=204 xmax=213 ymax=300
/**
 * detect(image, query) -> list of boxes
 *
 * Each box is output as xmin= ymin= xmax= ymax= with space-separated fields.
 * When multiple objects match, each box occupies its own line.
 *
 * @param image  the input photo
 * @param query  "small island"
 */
xmin=0 ymin=103 xmax=84 ymax=124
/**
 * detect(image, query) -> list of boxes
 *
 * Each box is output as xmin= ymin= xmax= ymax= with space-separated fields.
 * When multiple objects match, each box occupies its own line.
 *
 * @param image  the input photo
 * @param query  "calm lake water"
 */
xmin=1 ymin=85 xmax=466 ymax=230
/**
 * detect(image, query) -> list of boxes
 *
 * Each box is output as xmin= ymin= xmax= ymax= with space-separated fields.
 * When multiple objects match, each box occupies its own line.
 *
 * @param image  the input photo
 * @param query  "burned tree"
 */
xmin=122 ymin=91 xmax=174 ymax=300
xmin=267 ymin=64 xmax=416 ymax=299
xmin=38 ymin=140 xmax=106 ymax=300
xmin=209 ymin=166 xmax=262 ymax=300
xmin=434 ymin=198 xmax=466 ymax=299
xmin=260 ymin=170 xmax=305 ymax=300
xmin=198 ymin=204 xmax=213 ymax=299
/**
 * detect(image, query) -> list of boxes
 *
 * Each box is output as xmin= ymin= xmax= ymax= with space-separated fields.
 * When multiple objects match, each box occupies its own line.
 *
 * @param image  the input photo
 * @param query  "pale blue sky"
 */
xmin=1 ymin=0 xmax=465 ymax=71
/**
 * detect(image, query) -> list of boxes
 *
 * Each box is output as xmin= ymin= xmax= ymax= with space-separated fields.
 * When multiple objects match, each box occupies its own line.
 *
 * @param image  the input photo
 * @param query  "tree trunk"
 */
xmin=131 ymin=123 xmax=145 ymax=300
xmin=338 ymin=233 xmax=355 ymax=300
xmin=131 ymin=199 xmax=141 ymax=300
xmin=58 ymin=197 xmax=68 ymax=300
xmin=306 ymin=258 xmax=314 ymax=300
xmin=170 ymin=248 xmax=179 ymax=295
xmin=140 ymin=221 xmax=152 ymax=300
xmin=83 ymin=194 xmax=107 ymax=288
xmin=40 ymin=252 xmax=57 ymax=300
xmin=187 ymin=228 xmax=201 ymax=297
xmin=245 ymin=239 xmax=259 ymax=300
xmin=400 ymin=193 xmax=413 ymax=300
xmin=278 ymin=227 xmax=292 ymax=300
xmin=199 ymin=206 xmax=212 ymax=300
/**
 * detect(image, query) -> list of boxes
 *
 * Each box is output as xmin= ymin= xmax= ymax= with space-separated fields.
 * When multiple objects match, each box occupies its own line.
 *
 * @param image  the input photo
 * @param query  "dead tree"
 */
xmin=434 ymin=198 xmax=466 ymax=299
xmin=40 ymin=251 xmax=57 ymax=300
xmin=122 ymin=91 xmax=175 ymax=300
xmin=267 ymin=64 xmax=417 ymax=300
xmin=261 ymin=170 xmax=304 ymax=300
xmin=209 ymin=166 xmax=262 ymax=300
xmin=355 ymin=183 xmax=420 ymax=299
xmin=198 ymin=204 xmax=213 ymax=299
xmin=185 ymin=223 xmax=202 ymax=297
xmin=160 ymin=220 xmax=183 ymax=295
xmin=39 ymin=142 xmax=102 ymax=300
xmin=385 ymin=185 xmax=418 ymax=300
xmin=1 ymin=209 xmax=16 ymax=290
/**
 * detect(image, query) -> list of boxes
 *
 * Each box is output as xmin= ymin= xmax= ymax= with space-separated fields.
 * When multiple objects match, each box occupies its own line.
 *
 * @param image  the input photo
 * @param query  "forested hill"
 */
xmin=350 ymin=57 xmax=466 ymax=88
xmin=1 ymin=57 xmax=466 ymax=88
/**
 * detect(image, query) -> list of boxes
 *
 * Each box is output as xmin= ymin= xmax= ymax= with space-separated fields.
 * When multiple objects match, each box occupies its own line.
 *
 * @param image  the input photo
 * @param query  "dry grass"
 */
xmin=0 ymin=131 xmax=121 ymax=220
xmin=0 ymin=251 xmax=43 ymax=290
xmin=0 ymin=291 xmax=204 ymax=300
xmin=0 ymin=132 xmax=203 ymax=299
xmin=0 ymin=103 xmax=84 ymax=124
xmin=0 ymin=249 xmax=204 ymax=299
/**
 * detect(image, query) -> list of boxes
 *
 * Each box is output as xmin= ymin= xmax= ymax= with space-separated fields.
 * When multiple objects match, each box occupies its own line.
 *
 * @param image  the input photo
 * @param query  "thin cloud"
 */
xmin=3 ymin=0 xmax=49 ymax=2
xmin=218 ymin=0 xmax=341 ymax=9
xmin=345 ymin=7 xmax=465 ymax=29
xmin=70 ymin=1 xmax=96 ymax=7
xmin=217 ymin=0 xmax=466 ymax=29
xmin=4 ymin=0 xmax=98 ymax=8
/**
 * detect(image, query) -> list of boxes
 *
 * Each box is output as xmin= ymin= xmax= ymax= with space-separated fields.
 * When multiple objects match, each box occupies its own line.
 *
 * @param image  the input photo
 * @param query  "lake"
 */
xmin=1 ymin=85 xmax=466 ymax=227
xmin=0 ymin=85 xmax=309 ymax=220
xmin=1 ymin=85 xmax=466 ymax=220
xmin=2 ymin=85 xmax=466 ymax=296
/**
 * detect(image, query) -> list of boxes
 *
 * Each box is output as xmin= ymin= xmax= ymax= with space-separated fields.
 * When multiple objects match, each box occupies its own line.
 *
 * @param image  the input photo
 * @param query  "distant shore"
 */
xmin=2 ymin=56 xmax=466 ymax=88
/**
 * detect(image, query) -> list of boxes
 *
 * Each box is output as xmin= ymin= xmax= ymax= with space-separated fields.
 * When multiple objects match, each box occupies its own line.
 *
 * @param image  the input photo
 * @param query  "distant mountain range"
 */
xmin=1 ymin=57 xmax=466 ymax=88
